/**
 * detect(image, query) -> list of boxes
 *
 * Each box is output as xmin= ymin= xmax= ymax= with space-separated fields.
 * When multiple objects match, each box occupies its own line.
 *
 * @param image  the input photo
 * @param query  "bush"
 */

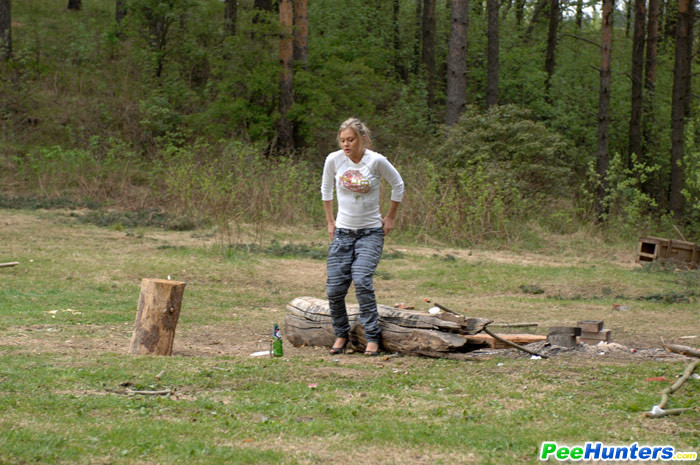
xmin=396 ymin=105 xmax=582 ymax=245
xmin=431 ymin=105 xmax=581 ymax=198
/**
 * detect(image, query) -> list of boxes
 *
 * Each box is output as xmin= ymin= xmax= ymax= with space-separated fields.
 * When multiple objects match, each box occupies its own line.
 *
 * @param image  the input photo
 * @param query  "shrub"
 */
xmin=156 ymin=140 xmax=321 ymax=248
xmin=396 ymin=105 xmax=582 ymax=245
xmin=431 ymin=105 xmax=581 ymax=198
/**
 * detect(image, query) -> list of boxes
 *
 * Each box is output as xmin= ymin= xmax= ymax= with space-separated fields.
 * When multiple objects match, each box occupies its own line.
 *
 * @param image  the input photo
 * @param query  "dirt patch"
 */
xmin=224 ymin=437 xmax=483 ymax=465
xmin=392 ymin=245 xmax=638 ymax=270
xmin=1 ymin=324 xmax=690 ymax=365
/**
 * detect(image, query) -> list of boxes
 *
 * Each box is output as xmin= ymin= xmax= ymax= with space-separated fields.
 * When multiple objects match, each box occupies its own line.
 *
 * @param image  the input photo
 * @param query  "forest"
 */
xmin=1 ymin=0 xmax=699 ymax=246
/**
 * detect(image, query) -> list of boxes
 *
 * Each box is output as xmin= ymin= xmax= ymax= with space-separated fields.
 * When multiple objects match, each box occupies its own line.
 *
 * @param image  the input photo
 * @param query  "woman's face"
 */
xmin=339 ymin=128 xmax=362 ymax=159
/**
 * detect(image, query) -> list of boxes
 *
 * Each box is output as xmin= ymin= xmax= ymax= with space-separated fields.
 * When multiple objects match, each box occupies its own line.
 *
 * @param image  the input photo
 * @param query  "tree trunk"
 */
xmin=523 ymin=0 xmax=548 ymax=40
xmin=254 ymin=0 xmax=273 ymax=11
xmin=502 ymin=0 xmax=513 ymax=19
xmin=596 ymin=0 xmax=614 ymax=222
xmin=0 ymin=0 xmax=10 ymax=61
xmin=670 ymin=0 xmax=691 ymax=216
xmin=642 ymin=0 xmax=659 ymax=195
xmin=277 ymin=0 xmax=294 ymax=153
xmin=67 ymin=0 xmax=82 ymax=11
xmin=544 ymin=0 xmax=560 ymax=99
xmin=446 ymin=0 xmax=468 ymax=125
xmin=663 ymin=0 xmax=677 ymax=42
xmin=129 ymin=279 xmax=186 ymax=356
xmin=682 ymin=0 xmax=693 ymax=119
xmin=284 ymin=297 xmax=493 ymax=358
xmin=115 ymin=0 xmax=127 ymax=26
xmin=225 ymin=0 xmax=237 ymax=36
xmin=413 ymin=0 xmax=423 ymax=75
xmin=576 ymin=0 xmax=584 ymax=27
xmin=252 ymin=0 xmax=274 ymax=34
xmin=486 ymin=0 xmax=499 ymax=108
xmin=393 ymin=0 xmax=402 ymax=78
xmin=516 ymin=0 xmax=526 ymax=25
xmin=629 ymin=0 xmax=646 ymax=166
xmin=644 ymin=0 xmax=659 ymax=110
xmin=293 ymin=0 xmax=308 ymax=66
xmin=625 ymin=0 xmax=633 ymax=36
xmin=422 ymin=0 xmax=437 ymax=109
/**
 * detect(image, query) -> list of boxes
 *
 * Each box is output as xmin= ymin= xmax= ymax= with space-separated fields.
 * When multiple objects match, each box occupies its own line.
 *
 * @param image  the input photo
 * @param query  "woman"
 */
xmin=320 ymin=118 xmax=404 ymax=356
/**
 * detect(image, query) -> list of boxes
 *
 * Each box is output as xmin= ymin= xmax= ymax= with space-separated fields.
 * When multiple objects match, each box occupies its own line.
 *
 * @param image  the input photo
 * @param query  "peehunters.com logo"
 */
xmin=540 ymin=442 xmax=697 ymax=461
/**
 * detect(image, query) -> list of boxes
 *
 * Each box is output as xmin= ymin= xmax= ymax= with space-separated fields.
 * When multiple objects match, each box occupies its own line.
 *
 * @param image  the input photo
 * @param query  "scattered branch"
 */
xmin=107 ymin=388 xmax=174 ymax=396
xmin=643 ymin=359 xmax=699 ymax=418
xmin=482 ymin=326 xmax=549 ymax=359
xmin=0 ymin=262 xmax=19 ymax=268
xmin=642 ymin=407 xmax=698 ymax=418
xmin=490 ymin=322 xmax=539 ymax=328
xmin=126 ymin=389 xmax=174 ymax=396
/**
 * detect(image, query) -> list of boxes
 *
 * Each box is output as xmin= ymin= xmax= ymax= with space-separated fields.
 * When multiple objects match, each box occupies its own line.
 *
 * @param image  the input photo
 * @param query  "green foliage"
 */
xmin=681 ymin=116 xmax=700 ymax=236
xmin=2 ymin=0 xmax=699 ymax=243
xmin=156 ymin=140 xmax=321 ymax=249
xmin=13 ymin=146 xmax=97 ymax=196
xmin=11 ymin=137 xmax=145 ymax=203
xmin=78 ymin=209 xmax=199 ymax=231
xmin=582 ymin=152 xmax=666 ymax=237
xmin=396 ymin=106 xmax=582 ymax=245
xmin=432 ymin=105 xmax=580 ymax=198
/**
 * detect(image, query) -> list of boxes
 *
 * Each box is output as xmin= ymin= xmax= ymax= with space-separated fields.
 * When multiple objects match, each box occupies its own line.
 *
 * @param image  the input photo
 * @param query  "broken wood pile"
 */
xmin=285 ymin=296 xmax=493 ymax=358
xmin=636 ymin=236 xmax=700 ymax=268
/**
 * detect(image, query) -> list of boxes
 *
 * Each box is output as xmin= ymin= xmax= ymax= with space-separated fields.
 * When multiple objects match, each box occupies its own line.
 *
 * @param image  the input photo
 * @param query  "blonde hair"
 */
xmin=337 ymin=118 xmax=373 ymax=150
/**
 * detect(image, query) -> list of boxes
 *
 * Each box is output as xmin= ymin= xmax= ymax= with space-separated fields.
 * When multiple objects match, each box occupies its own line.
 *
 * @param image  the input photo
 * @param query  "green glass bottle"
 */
xmin=272 ymin=324 xmax=283 ymax=357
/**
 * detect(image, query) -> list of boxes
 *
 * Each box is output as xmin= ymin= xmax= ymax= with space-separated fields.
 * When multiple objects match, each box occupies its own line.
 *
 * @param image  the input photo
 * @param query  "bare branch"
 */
xmin=561 ymin=33 xmax=601 ymax=48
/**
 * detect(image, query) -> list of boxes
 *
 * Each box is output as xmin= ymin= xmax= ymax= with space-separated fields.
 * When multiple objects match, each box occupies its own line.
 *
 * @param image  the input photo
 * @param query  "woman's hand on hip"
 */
xmin=382 ymin=216 xmax=395 ymax=235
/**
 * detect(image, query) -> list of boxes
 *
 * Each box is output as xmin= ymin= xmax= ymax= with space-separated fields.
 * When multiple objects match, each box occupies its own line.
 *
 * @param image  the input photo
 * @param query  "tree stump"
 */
xmin=285 ymin=296 xmax=492 ymax=358
xmin=129 ymin=278 xmax=186 ymax=355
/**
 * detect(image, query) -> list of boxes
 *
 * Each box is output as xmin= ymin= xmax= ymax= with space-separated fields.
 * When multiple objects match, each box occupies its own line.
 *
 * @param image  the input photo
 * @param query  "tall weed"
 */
xmin=397 ymin=158 xmax=527 ymax=246
xmin=156 ymin=141 xmax=321 ymax=249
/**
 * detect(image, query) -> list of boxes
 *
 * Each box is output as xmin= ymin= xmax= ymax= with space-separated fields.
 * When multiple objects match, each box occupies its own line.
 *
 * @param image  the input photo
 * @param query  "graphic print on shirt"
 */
xmin=340 ymin=169 xmax=371 ymax=194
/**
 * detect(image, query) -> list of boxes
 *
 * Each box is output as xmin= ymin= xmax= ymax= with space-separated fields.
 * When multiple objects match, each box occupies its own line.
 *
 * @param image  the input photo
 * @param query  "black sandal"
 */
xmin=364 ymin=342 xmax=380 ymax=356
xmin=329 ymin=338 xmax=349 ymax=355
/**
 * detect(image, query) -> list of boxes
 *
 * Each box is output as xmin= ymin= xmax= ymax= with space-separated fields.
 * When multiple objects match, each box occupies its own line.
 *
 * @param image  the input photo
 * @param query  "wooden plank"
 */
xmin=548 ymin=326 xmax=582 ymax=336
xmin=577 ymin=320 xmax=604 ymax=332
xmin=580 ymin=329 xmax=611 ymax=341
xmin=463 ymin=333 xmax=546 ymax=349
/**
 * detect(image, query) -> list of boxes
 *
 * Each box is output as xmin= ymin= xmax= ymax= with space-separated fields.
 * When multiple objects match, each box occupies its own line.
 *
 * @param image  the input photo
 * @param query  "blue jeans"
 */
xmin=326 ymin=227 xmax=384 ymax=344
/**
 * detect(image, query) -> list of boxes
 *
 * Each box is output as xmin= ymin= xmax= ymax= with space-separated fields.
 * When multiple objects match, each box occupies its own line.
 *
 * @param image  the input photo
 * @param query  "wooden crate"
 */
xmin=636 ymin=236 xmax=700 ymax=268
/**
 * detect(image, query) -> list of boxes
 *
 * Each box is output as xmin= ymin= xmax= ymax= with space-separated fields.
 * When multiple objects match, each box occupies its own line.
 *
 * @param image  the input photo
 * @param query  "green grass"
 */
xmin=0 ymin=208 xmax=698 ymax=464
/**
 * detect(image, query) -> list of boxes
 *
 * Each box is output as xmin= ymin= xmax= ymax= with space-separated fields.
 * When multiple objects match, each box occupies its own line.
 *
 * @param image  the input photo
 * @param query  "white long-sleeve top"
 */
xmin=321 ymin=149 xmax=404 ymax=229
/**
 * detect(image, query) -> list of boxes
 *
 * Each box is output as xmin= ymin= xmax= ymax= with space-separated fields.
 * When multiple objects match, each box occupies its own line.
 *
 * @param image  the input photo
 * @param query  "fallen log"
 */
xmin=663 ymin=343 xmax=700 ymax=358
xmin=285 ymin=297 xmax=492 ymax=358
